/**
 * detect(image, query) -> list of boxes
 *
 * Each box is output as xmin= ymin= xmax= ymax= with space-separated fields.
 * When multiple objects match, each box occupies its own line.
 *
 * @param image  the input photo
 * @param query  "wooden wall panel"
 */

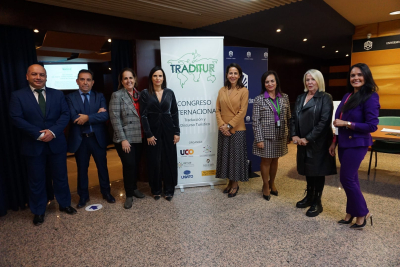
xmin=369 ymin=64 xmax=400 ymax=80
xmin=377 ymin=94 xmax=400 ymax=110
xmin=352 ymin=49 xmax=400 ymax=66
xmin=353 ymin=24 xmax=378 ymax=40
xmin=378 ymin=20 xmax=400 ymax=37
xmin=376 ymin=79 xmax=400 ymax=94
xmin=353 ymin=19 xmax=400 ymax=40
xmin=328 ymin=79 xmax=347 ymax=87
xmin=329 ymin=65 xmax=349 ymax=73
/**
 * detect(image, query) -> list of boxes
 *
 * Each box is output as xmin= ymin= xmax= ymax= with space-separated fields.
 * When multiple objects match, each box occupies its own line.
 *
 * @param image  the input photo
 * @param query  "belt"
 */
xmin=82 ymin=132 xmax=95 ymax=137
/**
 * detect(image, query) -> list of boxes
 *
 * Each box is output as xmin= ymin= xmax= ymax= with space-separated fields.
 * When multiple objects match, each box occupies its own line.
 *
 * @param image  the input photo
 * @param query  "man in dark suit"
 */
xmin=66 ymin=69 xmax=115 ymax=208
xmin=9 ymin=64 xmax=77 ymax=226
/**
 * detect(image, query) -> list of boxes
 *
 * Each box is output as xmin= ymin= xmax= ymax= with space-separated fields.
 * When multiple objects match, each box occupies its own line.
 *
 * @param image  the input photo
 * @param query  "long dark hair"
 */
xmin=148 ymin=66 xmax=167 ymax=95
xmin=224 ymin=63 xmax=244 ymax=89
xmin=260 ymin=70 xmax=282 ymax=95
xmin=342 ymin=63 xmax=378 ymax=112
xmin=118 ymin=68 xmax=138 ymax=90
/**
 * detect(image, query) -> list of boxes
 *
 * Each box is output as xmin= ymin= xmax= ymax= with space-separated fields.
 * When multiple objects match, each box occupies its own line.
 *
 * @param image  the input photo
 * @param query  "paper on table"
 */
xmin=381 ymin=128 xmax=400 ymax=133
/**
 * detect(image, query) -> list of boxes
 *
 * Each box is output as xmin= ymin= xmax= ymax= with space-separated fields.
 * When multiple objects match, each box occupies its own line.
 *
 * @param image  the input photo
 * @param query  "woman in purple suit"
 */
xmin=329 ymin=63 xmax=380 ymax=229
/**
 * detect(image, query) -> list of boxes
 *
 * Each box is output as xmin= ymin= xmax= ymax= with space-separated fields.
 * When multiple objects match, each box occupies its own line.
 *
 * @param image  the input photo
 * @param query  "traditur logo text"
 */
xmin=180 ymin=149 xmax=194 ymax=156
xmin=167 ymin=50 xmax=218 ymax=88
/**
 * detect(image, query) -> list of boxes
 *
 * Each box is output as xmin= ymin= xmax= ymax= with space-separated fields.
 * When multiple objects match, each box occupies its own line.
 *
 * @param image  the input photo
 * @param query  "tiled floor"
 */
xmin=1 ymin=144 xmax=400 ymax=266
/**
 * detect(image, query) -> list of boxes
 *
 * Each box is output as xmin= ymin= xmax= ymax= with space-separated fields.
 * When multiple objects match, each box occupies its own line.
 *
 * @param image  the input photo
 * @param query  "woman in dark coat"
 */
xmin=290 ymin=69 xmax=336 ymax=217
xmin=140 ymin=66 xmax=180 ymax=201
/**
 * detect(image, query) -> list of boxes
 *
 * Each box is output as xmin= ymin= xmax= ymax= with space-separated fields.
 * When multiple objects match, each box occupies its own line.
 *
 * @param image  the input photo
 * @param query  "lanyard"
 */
xmin=269 ymin=97 xmax=280 ymax=116
xmin=339 ymin=93 xmax=352 ymax=119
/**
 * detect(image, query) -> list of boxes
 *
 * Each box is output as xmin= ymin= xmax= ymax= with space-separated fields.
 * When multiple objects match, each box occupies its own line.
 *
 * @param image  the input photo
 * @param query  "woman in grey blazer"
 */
xmin=109 ymin=68 xmax=144 ymax=209
xmin=252 ymin=70 xmax=290 ymax=201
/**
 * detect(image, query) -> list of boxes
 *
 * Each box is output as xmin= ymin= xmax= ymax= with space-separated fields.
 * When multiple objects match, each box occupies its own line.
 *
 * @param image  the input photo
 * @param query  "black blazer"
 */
xmin=140 ymin=88 xmax=180 ymax=139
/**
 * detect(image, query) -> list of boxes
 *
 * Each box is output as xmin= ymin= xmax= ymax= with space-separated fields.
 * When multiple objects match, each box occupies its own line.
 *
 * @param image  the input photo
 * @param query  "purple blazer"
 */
xmin=335 ymin=92 xmax=380 ymax=148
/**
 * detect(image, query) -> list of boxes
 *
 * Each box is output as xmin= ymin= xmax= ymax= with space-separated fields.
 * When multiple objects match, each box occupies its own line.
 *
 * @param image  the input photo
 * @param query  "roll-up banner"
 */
xmin=224 ymin=47 xmax=269 ymax=172
xmin=160 ymin=37 xmax=225 ymax=190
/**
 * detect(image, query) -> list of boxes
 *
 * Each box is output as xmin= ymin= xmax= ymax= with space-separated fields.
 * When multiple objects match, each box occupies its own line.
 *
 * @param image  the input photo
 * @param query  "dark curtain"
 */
xmin=0 ymin=25 xmax=38 ymax=217
xmin=111 ymin=39 xmax=134 ymax=91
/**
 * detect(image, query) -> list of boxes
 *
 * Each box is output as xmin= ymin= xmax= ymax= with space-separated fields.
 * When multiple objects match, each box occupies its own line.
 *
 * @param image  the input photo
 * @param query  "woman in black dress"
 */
xmin=140 ymin=66 xmax=180 ymax=201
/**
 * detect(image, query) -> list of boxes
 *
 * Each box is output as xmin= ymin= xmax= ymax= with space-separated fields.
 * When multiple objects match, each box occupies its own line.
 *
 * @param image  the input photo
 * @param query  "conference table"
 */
xmin=371 ymin=125 xmax=400 ymax=141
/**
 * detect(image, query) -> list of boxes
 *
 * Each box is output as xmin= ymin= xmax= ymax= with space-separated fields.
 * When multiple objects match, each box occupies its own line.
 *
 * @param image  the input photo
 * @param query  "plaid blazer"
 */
xmin=252 ymin=93 xmax=291 ymax=143
xmin=109 ymin=89 xmax=142 ymax=144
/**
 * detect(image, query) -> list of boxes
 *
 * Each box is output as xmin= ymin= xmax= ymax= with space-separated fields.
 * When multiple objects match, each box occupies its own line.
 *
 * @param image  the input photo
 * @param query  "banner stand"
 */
xmin=160 ymin=36 xmax=225 ymax=191
xmin=177 ymin=180 xmax=226 ymax=192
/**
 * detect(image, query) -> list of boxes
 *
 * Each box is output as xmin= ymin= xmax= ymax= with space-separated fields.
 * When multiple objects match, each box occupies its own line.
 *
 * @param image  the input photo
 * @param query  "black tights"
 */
xmin=306 ymin=176 xmax=325 ymax=192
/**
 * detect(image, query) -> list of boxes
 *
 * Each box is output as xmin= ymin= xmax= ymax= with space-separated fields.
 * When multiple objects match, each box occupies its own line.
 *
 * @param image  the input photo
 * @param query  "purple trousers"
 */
xmin=338 ymin=146 xmax=369 ymax=217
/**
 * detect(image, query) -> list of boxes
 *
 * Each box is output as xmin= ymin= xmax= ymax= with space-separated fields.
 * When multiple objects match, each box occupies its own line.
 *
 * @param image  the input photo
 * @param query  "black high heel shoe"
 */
xmin=270 ymin=190 xmax=278 ymax=196
xmin=338 ymin=216 xmax=354 ymax=224
xmin=223 ymin=187 xmax=231 ymax=194
xmin=228 ymin=186 xmax=239 ymax=198
xmin=263 ymin=194 xmax=271 ymax=201
xmin=350 ymin=214 xmax=373 ymax=230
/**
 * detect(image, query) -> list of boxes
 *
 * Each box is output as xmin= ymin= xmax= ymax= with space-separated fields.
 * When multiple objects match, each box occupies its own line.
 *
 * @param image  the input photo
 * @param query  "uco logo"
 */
xmin=181 ymin=170 xmax=194 ymax=179
xmin=180 ymin=149 xmax=194 ymax=155
xmin=229 ymin=51 xmax=233 ymax=57
xmin=364 ymin=40 xmax=373 ymax=50
xmin=167 ymin=50 xmax=218 ymax=88
xmin=246 ymin=116 xmax=251 ymax=122
xmin=264 ymin=52 xmax=268 ymax=59
xmin=247 ymin=51 xmax=251 ymax=58
xmin=242 ymin=72 xmax=248 ymax=88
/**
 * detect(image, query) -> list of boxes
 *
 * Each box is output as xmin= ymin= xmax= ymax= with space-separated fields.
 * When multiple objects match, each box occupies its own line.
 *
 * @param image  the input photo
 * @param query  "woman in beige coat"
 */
xmin=216 ymin=63 xmax=249 ymax=197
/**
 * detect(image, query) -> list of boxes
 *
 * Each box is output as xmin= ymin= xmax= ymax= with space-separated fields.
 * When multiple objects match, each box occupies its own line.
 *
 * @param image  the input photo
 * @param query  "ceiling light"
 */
xmin=389 ymin=11 xmax=400 ymax=15
xmin=33 ymin=29 xmax=39 ymax=33
xmin=109 ymin=67 xmax=111 ymax=70
xmin=322 ymin=46 xmax=325 ymax=48
xmin=335 ymin=50 xmax=339 ymax=53
xmin=346 ymin=54 xmax=349 ymax=57
xmin=108 ymin=39 xmax=112 ymax=42
xmin=303 ymin=38 xmax=307 ymax=42
xmin=276 ymin=29 xmax=281 ymax=32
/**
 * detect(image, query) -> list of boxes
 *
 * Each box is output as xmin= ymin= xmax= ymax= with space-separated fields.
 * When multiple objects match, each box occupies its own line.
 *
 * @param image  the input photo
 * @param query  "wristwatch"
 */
xmin=347 ymin=121 xmax=351 ymax=128
xmin=227 ymin=124 xmax=232 ymax=129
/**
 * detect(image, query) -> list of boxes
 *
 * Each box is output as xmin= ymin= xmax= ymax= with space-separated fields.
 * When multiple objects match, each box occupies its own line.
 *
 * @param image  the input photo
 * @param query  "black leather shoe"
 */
xmin=132 ymin=189 xmax=145 ymax=198
xmin=338 ymin=216 xmax=354 ymax=224
xmin=165 ymin=195 xmax=173 ymax=201
xmin=154 ymin=195 xmax=161 ymax=200
xmin=33 ymin=214 xmax=45 ymax=226
xmin=350 ymin=214 xmax=373 ymax=230
xmin=263 ymin=194 xmax=271 ymax=201
xmin=59 ymin=206 xmax=77 ymax=215
xmin=102 ymin=193 xmax=116 ymax=203
xmin=76 ymin=197 xmax=90 ymax=209
xmin=223 ymin=187 xmax=231 ymax=194
xmin=306 ymin=191 xmax=323 ymax=217
xmin=228 ymin=186 xmax=239 ymax=198
xmin=296 ymin=186 xmax=314 ymax=208
xmin=270 ymin=190 xmax=278 ymax=196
